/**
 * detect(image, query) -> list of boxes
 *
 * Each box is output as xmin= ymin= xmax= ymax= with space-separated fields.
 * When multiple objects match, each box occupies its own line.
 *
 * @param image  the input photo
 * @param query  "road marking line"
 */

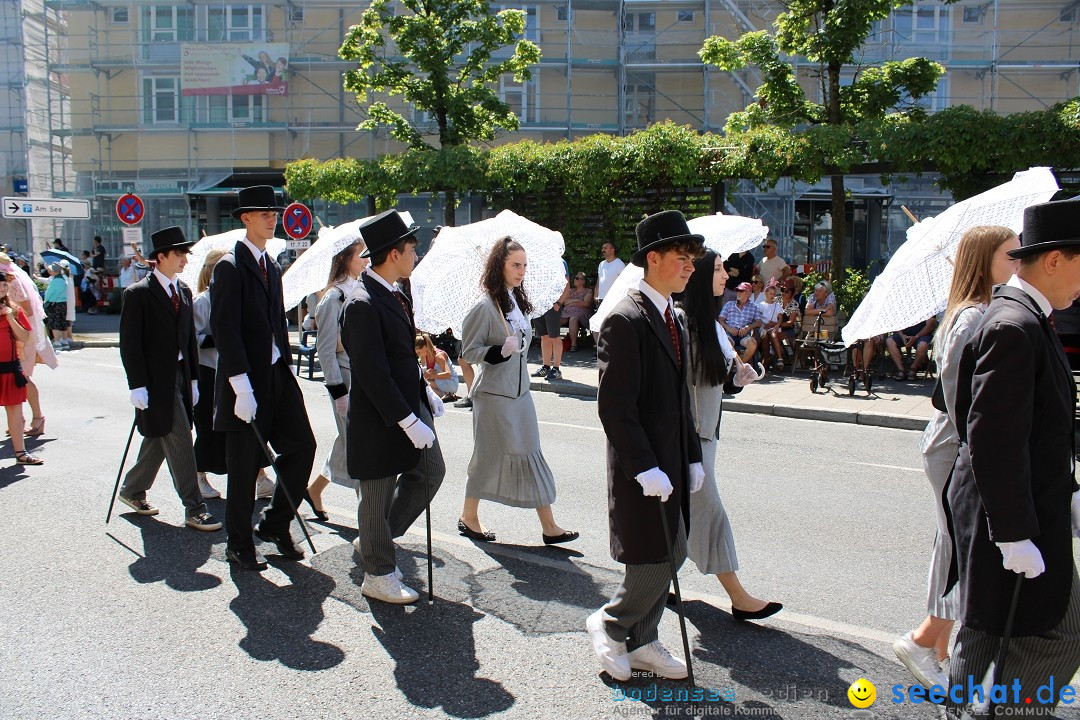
xmin=845 ymin=461 xmax=922 ymax=473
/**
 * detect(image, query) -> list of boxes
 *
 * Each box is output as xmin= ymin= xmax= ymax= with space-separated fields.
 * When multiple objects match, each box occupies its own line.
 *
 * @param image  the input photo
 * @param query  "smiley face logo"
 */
xmin=847 ymin=678 xmax=876 ymax=708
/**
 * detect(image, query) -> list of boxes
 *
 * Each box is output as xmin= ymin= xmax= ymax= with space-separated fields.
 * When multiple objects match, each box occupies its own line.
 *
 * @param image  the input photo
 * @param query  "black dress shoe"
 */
xmin=303 ymin=490 xmax=329 ymax=522
xmin=253 ymin=526 xmax=305 ymax=560
xmin=226 ymin=548 xmax=268 ymax=571
xmin=457 ymin=519 xmax=495 ymax=542
xmin=732 ymin=601 xmax=783 ymax=622
xmin=542 ymin=530 xmax=580 ymax=545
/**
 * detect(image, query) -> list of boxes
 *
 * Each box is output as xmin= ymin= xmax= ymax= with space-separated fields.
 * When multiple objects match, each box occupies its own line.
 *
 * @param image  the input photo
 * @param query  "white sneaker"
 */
xmin=350 ymin=540 xmax=403 ymax=580
xmin=197 ymin=472 xmax=221 ymax=499
xmin=627 ymin=640 xmax=688 ymax=680
xmin=361 ymin=572 xmax=419 ymax=604
xmin=586 ymin=610 xmax=631 ymax=680
xmin=893 ymin=631 xmax=947 ymax=689
xmin=255 ymin=472 xmax=275 ymax=499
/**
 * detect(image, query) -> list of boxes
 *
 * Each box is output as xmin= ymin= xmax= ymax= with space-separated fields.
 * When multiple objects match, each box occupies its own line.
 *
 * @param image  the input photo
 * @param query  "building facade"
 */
xmin=7 ymin=0 xmax=1079 ymax=264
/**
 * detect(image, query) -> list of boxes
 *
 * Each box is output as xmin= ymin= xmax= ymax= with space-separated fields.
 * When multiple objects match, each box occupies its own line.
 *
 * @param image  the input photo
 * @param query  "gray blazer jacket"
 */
xmin=461 ymin=295 xmax=531 ymax=399
xmin=315 ymin=284 xmax=350 ymax=398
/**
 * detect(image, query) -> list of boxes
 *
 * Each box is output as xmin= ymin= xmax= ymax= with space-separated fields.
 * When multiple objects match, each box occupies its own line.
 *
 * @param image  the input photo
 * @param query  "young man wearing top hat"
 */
xmin=341 ymin=209 xmax=445 ymax=604
xmin=211 ymin=186 xmax=316 ymax=571
xmin=944 ymin=197 xmax=1080 ymax=718
xmin=117 ymin=226 xmax=221 ymax=532
xmin=588 ymin=209 xmax=706 ymax=681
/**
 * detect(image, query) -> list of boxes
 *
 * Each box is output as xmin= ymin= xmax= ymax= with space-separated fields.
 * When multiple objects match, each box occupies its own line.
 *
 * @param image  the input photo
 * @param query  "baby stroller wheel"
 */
xmin=810 ymin=375 xmax=818 ymax=393
xmin=847 ymin=376 xmax=856 ymax=396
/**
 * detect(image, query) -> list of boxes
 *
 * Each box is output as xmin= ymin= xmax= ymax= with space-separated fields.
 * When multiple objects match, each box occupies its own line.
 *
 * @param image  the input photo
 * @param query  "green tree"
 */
xmin=700 ymin=0 xmax=956 ymax=278
xmin=339 ymin=0 xmax=541 ymax=226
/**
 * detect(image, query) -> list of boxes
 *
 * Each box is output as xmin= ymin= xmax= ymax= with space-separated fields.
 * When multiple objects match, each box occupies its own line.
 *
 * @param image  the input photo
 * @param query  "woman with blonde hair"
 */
xmin=304 ymin=237 xmax=369 ymax=520
xmin=414 ymin=333 xmax=459 ymax=401
xmin=190 ymin=248 xmax=229 ymax=499
xmin=893 ymin=225 xmax=1021 ymax=689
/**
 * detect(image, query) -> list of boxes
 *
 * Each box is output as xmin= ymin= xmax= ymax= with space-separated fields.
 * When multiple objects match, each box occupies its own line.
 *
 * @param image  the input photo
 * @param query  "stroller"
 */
xmin=804 ymin=314 xmax=873 ymax=395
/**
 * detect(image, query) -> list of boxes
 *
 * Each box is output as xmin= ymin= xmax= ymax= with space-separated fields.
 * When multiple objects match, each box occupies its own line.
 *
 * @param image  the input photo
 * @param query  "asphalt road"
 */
xmin=1 ymin=348 xmax=1075 ymax=719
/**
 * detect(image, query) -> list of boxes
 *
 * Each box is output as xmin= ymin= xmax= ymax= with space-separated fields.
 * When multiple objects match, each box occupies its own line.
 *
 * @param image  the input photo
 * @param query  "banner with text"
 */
xmin=181 ymin=43 xmax=289 ymax=96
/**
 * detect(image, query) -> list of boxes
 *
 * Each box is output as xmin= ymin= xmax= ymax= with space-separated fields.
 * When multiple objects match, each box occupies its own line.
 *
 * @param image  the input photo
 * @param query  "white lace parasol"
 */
xmin=177 ymin=228 xmax=287 ymax=290
xmin=841 ymin=166 xmax=1060 ymax=346
xmin=280 ymin=213 xmax=381 ymax=311
xmin=411 ymin=210 xmax=567 ymax=335
xmin=590 ymin=213 xmax=769 ymax=333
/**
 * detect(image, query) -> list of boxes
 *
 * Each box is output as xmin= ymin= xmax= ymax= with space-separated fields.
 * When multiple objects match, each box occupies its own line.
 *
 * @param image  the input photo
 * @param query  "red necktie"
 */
xmin=258 ymin=254 xmax=268 ymax=288
xmin=169 ymin=284 xmax=180 ymax=314
xmin=394 ymin=290 xmax=413 ymax=321
xmin=664 ymin=305 xmax=681 ymax=367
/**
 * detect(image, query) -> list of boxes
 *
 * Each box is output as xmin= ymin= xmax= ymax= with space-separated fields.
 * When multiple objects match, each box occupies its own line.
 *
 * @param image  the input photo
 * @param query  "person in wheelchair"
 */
xmin=885 ymin=316 xmax=938 ymax=380
xmin=719 ymin=281 xmax=763 ymax=363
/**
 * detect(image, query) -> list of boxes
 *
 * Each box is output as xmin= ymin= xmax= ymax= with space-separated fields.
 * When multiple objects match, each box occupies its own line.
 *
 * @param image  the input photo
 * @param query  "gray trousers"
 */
xmin=356 ymin=405 xmax=445 ymax=576
xmin=603 ymin=516 xmax=686 ymax=652
xmin=120 ymin=382 xmax=206 ymax=519
xmin=947 ymin=568 xmax=1080 ymax=718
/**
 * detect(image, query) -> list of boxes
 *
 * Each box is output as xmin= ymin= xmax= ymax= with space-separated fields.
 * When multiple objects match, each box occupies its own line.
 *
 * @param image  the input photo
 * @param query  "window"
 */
xmin=624 ymin=12 xmax=656 ymax=61
xmin=290 ymin=4 xmax=304 ymax=22
xmin=500 ymin=75 xmax=537 ymax=124
xmin=143 ymin=77 xmax=179 ymax=124
xmin=962 ymin=6 xmax=980 ymax=23
xmin=208 ymin=94 xmax=266 ymax=123
xmin=623 ymin=72 xmax=655 ymax=127
xmin=556 ymin=5 xmax=568 ymax=21
xmin=111 ymin=6 xmax=129 ymax=24
xmin=143 ymin=5 xmax=195 ymax=43
xmin=910 ymin=77 xmax=948 ymax=113
xmin=499 ymin=5 xmax=538 ymax=41
xmin=677 ymin=10 xmax=694 ymax=23
xmin=412 ymin=106 xmax=436 ymax=129
xmin=1062 ymin=6 xmax=1077 ymax=23
xmin=893 ymin=1 xmax=950 ymax=52
xmin=208 ymin=5 xmax=265 ymax=42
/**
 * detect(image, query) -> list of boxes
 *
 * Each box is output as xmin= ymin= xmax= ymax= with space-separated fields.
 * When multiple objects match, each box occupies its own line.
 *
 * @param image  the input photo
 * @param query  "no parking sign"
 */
xmin=283 ymin=202 xmax=312 ymax=245
xmin=116 ymin=193 xmax=144 ymax=226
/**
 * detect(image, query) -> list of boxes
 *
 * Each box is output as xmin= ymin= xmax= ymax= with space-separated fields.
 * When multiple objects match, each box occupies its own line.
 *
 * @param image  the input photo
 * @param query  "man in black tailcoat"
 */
xmin=946 ymin=197 xmax=1080 ymax=718
xmin=211 ymin=185 xmax=316 ymax=571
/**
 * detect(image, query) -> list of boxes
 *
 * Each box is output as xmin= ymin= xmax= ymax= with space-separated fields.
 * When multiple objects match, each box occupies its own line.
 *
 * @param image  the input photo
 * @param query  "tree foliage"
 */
xmin=700 ymin=0 xmax=956 ymax=277
xmin=339 ymin=0 xmax=540 ymax=223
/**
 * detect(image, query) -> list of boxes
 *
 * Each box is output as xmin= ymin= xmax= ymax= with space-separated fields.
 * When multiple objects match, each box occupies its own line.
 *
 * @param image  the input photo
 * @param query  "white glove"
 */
xmin=500 ymin=335 xmax=520 ymax=358
xmin=333 ymin=395 xmax=348 ymax=417
xmin=191 ymin=380 xmax=200 ymax=407
xmin=234 ymin=391 xmax=257 ymax=423
xmin=402 ymin=417 xmax=436 ymax=449
xmin=129 ymin=387 xmax=149 ymax=410
xmin=734 ymin=361 xmax=765 ymax=387
xmin=637 ymin=467 xmax=673 ymax=502
xmin=426 ymin=386 xmax=445 ymax=418
xmin=689 ymin=462 xmax=705 ymax=493
xmin=1072 ymin=490 xmax=1080 ymax=539
xmin=997 ymin=540 xmax=1045 ymax=579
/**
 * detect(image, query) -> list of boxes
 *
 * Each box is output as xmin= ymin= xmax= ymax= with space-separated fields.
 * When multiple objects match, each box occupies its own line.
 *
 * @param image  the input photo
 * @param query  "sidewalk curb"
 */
xmin=530 ymin=380 xmax=929 ymax=431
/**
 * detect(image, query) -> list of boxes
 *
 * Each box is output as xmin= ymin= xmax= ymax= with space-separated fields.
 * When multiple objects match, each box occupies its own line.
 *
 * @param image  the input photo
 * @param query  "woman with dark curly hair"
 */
xmin=458 ymin=237 xmax=578 ymax=545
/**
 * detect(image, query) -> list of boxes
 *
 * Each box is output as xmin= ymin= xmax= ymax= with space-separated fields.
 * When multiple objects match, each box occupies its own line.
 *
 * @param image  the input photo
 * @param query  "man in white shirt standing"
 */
xmin=595 ymin=241 xmax=626 ymax=308
xmin=757 ymin=238 xmax=790 ymax=284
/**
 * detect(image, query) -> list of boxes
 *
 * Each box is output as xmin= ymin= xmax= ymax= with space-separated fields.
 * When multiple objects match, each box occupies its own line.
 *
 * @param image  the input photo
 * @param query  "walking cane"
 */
xmin=250 ymin=422 xmax=317 ymax=555
xmin=981 ymin=574 xmax=1024 ymax=718
xmin=657 ymin=498 xmax=695 ymax=686
xmin=424 ymin=463 xmax=434 ymax=604
xmin=105 ymin=415 xmax=139 ymax=524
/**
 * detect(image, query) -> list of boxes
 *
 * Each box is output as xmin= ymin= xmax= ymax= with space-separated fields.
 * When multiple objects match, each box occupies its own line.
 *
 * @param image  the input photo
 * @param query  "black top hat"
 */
xmin=631 ymin=210 xmax=704 ymax=267
xmin=1008 ymin=197 xmax=1080 ymax=259
xmin=359 ymin=210 xmax=421 ymax=259
xmin=149 ymin=226 xmax=195 ymax=256
xmin=232 ymin=185 xmax=286 ymax=220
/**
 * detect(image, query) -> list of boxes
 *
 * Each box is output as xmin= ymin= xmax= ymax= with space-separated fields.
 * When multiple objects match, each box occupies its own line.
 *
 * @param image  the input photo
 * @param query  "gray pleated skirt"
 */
xmin=323 ymin=370 xmax=360 ymax=491
xmin=687 ymin=436 xmax=738 ymax=575
xmin=922 ymin=440 xmax=960 ymax=621
xmin=466 ymin=390 xmax=556 ymax=508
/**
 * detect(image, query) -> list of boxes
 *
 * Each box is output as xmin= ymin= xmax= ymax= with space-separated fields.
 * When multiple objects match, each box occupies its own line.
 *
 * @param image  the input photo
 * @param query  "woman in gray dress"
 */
xmin=678 ymin=249 xmax=781 ymax=622
xmin=304 ymin=238 xmax=368 ymax=519
xmin=892 ymin=225 xmax=1020 ymax=689
xmin=458 ymin=237 xmax=578 ymax=544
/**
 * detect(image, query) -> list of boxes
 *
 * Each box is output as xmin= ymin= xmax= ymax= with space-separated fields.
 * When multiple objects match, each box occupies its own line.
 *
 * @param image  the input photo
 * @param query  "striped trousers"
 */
xmin=120 ymin=378 xmax=206 ymax=518
xmin=946 ymin=568 xmax=1080 ymax=718
xmin=602 ymin=517 xmax=686 ymax=652
xmin=355 ymin=404 xmax=445 ymax=576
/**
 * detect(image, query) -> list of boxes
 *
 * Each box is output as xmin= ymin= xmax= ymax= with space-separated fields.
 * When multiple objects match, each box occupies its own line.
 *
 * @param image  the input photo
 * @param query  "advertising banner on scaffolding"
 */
xmin=180 ymin=43 xmax=289 ymax=96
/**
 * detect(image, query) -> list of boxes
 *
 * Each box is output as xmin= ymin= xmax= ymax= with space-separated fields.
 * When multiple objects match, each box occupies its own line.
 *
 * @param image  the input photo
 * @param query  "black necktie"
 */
xmin=169 ymin=284 xmax=180 ymax=314
xmin=664 ymin=305 xmax=682 ymax=367
xmin=258 ymin=254 xmax=268 ymax=288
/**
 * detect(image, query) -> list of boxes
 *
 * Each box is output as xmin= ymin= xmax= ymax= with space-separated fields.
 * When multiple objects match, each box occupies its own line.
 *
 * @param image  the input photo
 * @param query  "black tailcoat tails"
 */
xmin=596 ymin=289 xmax=701 ymax=565
xmin=341 ymin=272 xmax=431 ymax=480
xmin=948 ymin=284 xmax=1079 ymax=637
xmin=119 ymin=276 xmax=199 ymax=438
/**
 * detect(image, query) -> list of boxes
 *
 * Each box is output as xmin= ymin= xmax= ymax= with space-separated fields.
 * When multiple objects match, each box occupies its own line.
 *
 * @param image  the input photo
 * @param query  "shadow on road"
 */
xmin=124 ymin=513 xmax=224 ymax=592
